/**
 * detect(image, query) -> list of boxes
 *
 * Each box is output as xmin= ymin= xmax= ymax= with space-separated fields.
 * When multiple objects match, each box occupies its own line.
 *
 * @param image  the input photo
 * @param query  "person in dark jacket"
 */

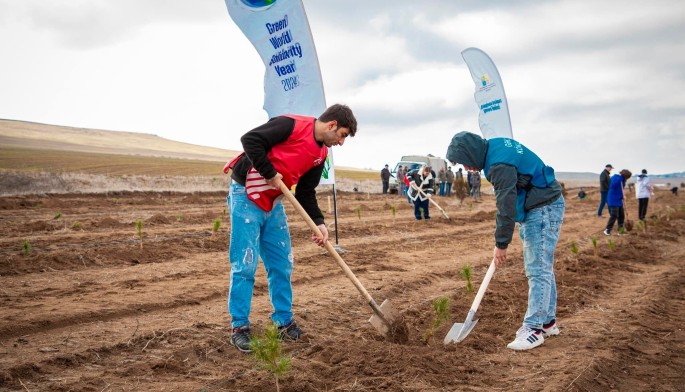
xmin=407 ymin=166 xmax=435 ymax=220
xmin=597 ymin=164 xmax=613 ymax=217
xmin=604 ymin=169 xmax=632 ymax=235
xmin=224 ymin=104 xmax=357 ymax=353
xmin=447 ymin=131 xmax=565 ymax=351
xmin=380 ymin=164 xmax=391 ymax=194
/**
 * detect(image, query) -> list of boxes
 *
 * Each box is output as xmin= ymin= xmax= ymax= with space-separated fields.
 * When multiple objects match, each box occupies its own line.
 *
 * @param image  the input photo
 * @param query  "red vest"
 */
xmin=224 ymin=115 xmax=328 ymax=212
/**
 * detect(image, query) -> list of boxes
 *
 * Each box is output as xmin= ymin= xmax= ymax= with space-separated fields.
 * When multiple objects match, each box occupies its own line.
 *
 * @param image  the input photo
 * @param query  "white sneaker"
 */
xmin=507 ymin=326 xmax=544 ymax=351
xmin=603 ymin=229 xmax=611 ymax=236
xmin=542 ymin=321 xmax=560 ymax=338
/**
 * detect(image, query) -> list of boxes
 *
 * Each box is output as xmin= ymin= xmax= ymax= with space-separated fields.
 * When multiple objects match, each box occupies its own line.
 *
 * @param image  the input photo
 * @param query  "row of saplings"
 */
xmin=19 ymin=213 xmax=225 ymax=255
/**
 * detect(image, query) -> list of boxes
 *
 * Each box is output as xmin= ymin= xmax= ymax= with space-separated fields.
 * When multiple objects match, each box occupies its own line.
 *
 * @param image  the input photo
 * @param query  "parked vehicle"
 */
xmin=389 ymin=155 xmax=448 ymax=194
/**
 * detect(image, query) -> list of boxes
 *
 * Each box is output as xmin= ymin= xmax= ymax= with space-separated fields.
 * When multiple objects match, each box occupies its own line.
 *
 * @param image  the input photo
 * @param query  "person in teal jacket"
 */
xmin=447 ymin=131 xmax=565 ymax=351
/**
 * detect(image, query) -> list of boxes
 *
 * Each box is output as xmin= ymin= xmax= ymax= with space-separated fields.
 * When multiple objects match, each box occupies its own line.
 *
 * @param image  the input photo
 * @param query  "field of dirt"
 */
xmin=1 ymin=187 xmax=684 ymax=391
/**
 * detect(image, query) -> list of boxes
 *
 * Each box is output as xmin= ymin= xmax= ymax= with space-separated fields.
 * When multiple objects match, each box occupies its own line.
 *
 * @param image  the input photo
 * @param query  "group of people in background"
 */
xmin=597 ymin=163 xmax=655 ymax=236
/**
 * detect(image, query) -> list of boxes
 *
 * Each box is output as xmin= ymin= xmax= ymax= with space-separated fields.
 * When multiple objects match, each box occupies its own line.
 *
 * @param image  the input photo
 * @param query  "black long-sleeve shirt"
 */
xmin=231 ymin=116 xmax=325 ymax=225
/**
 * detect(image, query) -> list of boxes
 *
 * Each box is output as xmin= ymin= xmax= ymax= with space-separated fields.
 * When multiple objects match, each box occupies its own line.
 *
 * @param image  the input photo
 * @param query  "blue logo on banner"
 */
xmin=240 ymin=0 xmax=277 ymax=8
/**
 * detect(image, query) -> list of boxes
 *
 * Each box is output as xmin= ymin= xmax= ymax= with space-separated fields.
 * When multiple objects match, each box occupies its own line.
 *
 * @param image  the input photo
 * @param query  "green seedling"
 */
xmin=53 ymin=212 xmax=62 ymax=220
xmin=136 ymin=219 xmax=143 ymax=249
xmin=22 ymin=240 xmax=32 ymax=256
xmin=390 ymin=205 xmax=397 ymax=219
xmin=607 ymin=238 xmax=615 ymax=252
xmin=591 ymin=236 xmax=598 ymax=257
xmin=460 ymin=265 xmax=474 ymax=293
xmin=618 ymin=226 xmax=625 ymax=235
xmin=251 ymin=324 xmax=291 ymax=392
xmin=467 ymin=201 xmax=473 ymax=210
xmin=355 ymin=206 xmax=362 ymax=222
xmin=71 ymin=221 xmax=82 ymax=230
xmin=176 ymin=213 xmax=184 ymax=222
xmin=423 ymin=297 xmax=450 ymax=344
xmin=570 ymin=241 xmax=579 ymax=255
xmin=211 ymin=218 xmax=221 ymax=241
xmin=636 ymin=220 xmax=645 ymax=234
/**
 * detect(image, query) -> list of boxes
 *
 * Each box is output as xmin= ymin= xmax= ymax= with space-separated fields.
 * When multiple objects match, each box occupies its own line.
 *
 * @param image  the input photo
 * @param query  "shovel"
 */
xmin=444 ymin=259 xmax=496 ymax=344
xmin=276 ymin=181 xmax=405 ymax=339
xmin=410 ymin=183 xmax=449 ymax=219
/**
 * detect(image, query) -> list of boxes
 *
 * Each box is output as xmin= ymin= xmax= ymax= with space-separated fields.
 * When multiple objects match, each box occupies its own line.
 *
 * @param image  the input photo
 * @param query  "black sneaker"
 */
xmin=278 ymin=320 xmax=304 ymax=341
xmin=230 ymin=325 xmax=252 ymax=353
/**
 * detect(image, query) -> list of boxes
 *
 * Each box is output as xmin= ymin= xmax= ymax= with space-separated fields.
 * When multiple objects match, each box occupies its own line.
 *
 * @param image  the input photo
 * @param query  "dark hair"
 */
xmin=642 ymin=169 xmax=647 ymax=174
xmin=319 ymin=104 xmax=357 ymax=136
xmin=620 ymin=169 xmax=632 ymax=180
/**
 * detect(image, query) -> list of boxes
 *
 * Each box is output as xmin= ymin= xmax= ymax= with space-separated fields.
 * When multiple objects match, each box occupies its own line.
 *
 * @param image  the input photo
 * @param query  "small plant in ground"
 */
xmin=53 ymin=212 xmax=62 ymax=220
xmin=211 ymin=218 xmax=221 ymax=241
xmin=355 ymin=206 xmax=362 ymax=222
xmin=618 ymin=226 xmax=625 ymax=235
xmin=460 ymin=265 xmax=474 ymax=293
xmin=176 ymin=213 xmax=184 ymax=222
xmin=591 ymin=236 xmax=598 ymax=257
xmin=422 ymin=297 xmax=450 ymax=344
xmin=636 ymin=220 xmax=646 ymax=234
xmin=607 ymin=238 xmax=615 ymax=252
xmin=570 ymin=241 xmax=579 ymax=254
xmin=390 ymin=205 xmax=397 ymax=220
xmin=467 ymin=201 xmax=473 ymax=210
xmin=22 ymin=240 xmax=32 ymax=255
xmin=136 ymin=219 xmax=143 ymax=249
xmin=71 ymin=221 xmax=82 ymax=230
xmin=251 ymin=324 xmax=291 ymax=392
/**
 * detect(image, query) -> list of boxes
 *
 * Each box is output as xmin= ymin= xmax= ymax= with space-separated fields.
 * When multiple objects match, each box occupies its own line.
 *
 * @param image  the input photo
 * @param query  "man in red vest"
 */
xmin=224 ymin=104 xmax=357 ymax=353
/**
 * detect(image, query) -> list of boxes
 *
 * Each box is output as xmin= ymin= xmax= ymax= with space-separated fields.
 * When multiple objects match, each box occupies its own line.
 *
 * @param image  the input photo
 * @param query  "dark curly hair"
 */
xmin=319 ymin=104 xmax=357 ymax=136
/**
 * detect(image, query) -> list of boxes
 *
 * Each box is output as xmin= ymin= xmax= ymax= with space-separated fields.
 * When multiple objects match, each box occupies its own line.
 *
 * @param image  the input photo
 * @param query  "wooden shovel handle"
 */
xmin=469 ymin=259 xmax=496 ymax=313
xmin=276 ymin=181 xmax=381 ymax=310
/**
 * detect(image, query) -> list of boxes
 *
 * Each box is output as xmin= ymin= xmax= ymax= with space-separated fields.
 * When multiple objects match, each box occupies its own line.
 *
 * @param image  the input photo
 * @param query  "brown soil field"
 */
xmin=1 ymin=188 xmax=684 ymax=391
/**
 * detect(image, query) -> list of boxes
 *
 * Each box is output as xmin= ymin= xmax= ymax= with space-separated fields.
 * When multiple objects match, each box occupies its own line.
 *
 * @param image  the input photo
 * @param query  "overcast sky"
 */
xmin=1 ymin=0 xmax=684 ymax=174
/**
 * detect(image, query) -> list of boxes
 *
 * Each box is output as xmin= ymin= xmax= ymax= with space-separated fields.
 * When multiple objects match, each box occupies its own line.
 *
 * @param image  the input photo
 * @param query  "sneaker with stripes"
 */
xmin=542 ymin=320 xmax=560 ymax=338
xmin=507 ymin=326 xmax=544 ymax=351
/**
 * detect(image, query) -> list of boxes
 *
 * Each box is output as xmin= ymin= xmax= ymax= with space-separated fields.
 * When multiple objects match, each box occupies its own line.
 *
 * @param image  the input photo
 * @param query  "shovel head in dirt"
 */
xmin=443 ymin=309 xmax=478 ymax=344
xmin=444 ymin=259 xmax=496 ymax=345
xmin=368 ymin=299 xmax=402 ymax=336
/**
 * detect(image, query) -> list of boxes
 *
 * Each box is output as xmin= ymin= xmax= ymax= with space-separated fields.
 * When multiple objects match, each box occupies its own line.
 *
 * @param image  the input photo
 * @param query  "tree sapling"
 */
xmin=251 ymin=324 xmax=291 ymax=392
xmin=422 ymin=296 xmax=450 ymax=344
xmin=22 ymin=240 xmax=32 ymax=256
xmin=211 ymin=218 xmax=221 ymax=241
xmin=460 ymin=265 xmax=474 ymax=293
xmin=136 ymin=219 xmax=143 ymax=249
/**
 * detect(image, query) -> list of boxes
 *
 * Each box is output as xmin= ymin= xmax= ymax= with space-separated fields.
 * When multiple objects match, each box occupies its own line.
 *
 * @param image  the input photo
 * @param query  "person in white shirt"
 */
xmin=635 ymin=169 xmax=654 ymax=221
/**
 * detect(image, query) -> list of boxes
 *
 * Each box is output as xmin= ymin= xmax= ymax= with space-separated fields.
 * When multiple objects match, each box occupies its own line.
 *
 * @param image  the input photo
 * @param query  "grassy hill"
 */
xmin=0 ymin=119 xmax=376 ymax=181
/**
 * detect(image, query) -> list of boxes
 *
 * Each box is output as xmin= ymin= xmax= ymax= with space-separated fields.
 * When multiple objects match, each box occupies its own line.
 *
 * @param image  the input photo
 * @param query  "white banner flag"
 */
xmin=461 ymin=47 xmax=513 ymax=139
xmin=224 ymin=0 xmax=335 ymax=184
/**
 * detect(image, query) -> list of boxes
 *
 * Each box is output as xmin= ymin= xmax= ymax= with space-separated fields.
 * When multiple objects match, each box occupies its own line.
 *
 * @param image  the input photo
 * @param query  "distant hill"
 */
xmin=0 ymin=119 xmax=239 ymax=162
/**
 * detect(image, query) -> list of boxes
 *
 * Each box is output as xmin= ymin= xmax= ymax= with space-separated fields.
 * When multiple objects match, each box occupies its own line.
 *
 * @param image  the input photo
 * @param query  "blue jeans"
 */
xmin=597 ymin=191 xmax=608 ymax=216
xmin=413 ymin=198 xmax=430 ymax=219
xmin=227 ymin=183 xmax=294 ymax=329
xmin=439 ymin=182 xmax=445 ymax=196
xmin=519 ymin=195 xmax=565 ymax=329
xmin=445 ymin=182 xmax=452 ymax=197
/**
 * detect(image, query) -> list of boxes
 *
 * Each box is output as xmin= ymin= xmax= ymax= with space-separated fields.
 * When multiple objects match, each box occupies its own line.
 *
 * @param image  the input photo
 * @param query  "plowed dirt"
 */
xmin=1 ymin=189 xmax=683 ymax=391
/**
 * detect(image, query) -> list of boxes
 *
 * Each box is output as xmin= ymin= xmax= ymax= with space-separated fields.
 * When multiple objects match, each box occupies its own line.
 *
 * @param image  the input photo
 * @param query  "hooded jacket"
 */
xmin=635 ymin=174 xmax=652 ymax=199
xmin=446 ymin=131 xmax=562 ymax=249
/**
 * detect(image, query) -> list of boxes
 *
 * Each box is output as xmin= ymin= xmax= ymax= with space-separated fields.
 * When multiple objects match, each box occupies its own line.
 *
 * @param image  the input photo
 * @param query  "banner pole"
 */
xmin=332 ymin=184 xmax=346 ymax=254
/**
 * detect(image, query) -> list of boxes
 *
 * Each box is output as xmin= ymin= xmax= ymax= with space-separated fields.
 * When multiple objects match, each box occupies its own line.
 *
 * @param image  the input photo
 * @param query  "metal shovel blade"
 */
xmin=368 ymin=299 xmax=402 ymax=336
xmin=443 ymin=318 xmax=479 ymax=344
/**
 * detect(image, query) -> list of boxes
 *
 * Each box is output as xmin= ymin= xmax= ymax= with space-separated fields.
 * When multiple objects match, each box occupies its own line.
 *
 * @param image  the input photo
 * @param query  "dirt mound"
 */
xmin=145 ymin=213 xmax=170 ymax=225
